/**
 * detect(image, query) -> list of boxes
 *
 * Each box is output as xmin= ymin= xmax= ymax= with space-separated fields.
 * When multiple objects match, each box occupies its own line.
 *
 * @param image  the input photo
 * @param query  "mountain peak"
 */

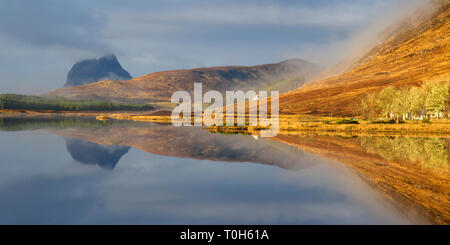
xmin=64 ymin=54 xmax=132 ymax=87
xmin=47 ymin=59 xmax=322 ymax=103
xmin=100 ymin=54 xmax=118 ymax=60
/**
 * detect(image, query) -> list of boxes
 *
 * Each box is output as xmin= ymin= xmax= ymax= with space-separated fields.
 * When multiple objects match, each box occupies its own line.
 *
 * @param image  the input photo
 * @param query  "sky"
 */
xmin=0 ymin=0 xmax=427 ymax=94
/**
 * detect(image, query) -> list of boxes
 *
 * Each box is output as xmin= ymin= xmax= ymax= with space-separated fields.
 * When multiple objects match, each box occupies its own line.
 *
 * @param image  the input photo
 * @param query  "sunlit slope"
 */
xmin=279 ymin=0 xmax=450 ymax=116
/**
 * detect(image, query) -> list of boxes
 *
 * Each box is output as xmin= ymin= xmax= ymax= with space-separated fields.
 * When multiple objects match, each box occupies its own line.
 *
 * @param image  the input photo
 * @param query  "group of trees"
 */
xmin=0 ymin=94 xmax=154 ymax=112
xmin=359 ymin=81 xmax=449 ymax=121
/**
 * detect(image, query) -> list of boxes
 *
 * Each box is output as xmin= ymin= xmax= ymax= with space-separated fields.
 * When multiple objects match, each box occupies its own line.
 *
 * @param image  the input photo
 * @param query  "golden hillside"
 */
xmin=279 ymin=0 xmax=450 ymax=116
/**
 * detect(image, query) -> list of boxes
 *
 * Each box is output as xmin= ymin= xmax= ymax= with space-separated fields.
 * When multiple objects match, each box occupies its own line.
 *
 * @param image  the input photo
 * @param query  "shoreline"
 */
xmin=3 ymin=110 xmax=450 ymax=135
xmin=95 ymin=113 xmax=450 ymax=135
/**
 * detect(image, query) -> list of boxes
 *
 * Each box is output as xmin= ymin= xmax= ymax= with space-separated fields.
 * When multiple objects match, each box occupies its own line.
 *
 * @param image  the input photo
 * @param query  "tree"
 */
xmin=425 ymin=81 xmax=449 ymax=118
xmin=359 ymin=93 xmax=379 ymax=120
xmin=408 ymin=86 xmax=426 ymax=118
xmin=378 ymin=86 xmax=398 ymax=119
xmin=358 ymin=80 xmax=450 ymax=121
xmin=392 ymin=87 xmax=411 ymax=121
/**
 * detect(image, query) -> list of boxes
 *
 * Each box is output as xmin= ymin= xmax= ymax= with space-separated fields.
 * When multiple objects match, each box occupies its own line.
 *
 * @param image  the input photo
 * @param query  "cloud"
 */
xmin=97 ymin=0 xmax=412 ymax=28
xmin=124 ymin=5 xmax=366 ymax=27
xmin=101 ymin=0 xmax=426 ymax=75
xmin=276 ymin=0 xmax=429 ymax=67
xmin=0 ymin=0 xmax=107 ymax=51
xmin=0 ymin=0 xmax=110 ymax=93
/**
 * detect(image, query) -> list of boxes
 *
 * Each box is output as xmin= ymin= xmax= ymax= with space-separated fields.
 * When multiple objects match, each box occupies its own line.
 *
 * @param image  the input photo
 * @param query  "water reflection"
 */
xmin=0 ymin=115 xmax=446 ymax=224
xmin=0 ymin=115 xmax=315 ymax=170
xmin=0 ymin=116 xmax=114 ymax=130
xmin=65 ymin=138 xmax=130 ymax=169
xmin=273 ymin=134 xmax=450 ymax=224
xmin=50 ymin=124 xmax=316 ymax=171
xmin=359 ymin=136 xmax=449 ymax=173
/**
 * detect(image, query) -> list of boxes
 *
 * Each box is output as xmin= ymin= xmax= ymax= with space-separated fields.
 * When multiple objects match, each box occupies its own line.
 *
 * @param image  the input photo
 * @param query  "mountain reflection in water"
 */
xmin=0 ymin=116 xmax=448 ymax=224
xmin=65 ymin=138 xmax=130 ymax=169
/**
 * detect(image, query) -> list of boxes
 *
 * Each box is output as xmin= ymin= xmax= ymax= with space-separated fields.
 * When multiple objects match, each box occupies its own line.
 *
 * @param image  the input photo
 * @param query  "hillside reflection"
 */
xmin=359 ymin=136 xmax=449 ymax=173
xmin=0 ymin=116 xmax=316 ymax=170
xmin=1 ymin=116 xmax=448 ymax=224
xmin=273 ymin=134 xmax=450 ymax=224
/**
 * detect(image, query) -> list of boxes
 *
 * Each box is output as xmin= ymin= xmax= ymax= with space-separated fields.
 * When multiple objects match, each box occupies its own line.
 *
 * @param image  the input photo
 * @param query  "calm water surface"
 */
xmin=0 ymin=117 xmax=434 ymax=224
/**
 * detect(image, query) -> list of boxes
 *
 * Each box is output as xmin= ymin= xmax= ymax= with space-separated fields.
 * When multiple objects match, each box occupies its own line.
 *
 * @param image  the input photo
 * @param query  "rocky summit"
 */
xmin=64 ymin=54 xmax=132 ymax=87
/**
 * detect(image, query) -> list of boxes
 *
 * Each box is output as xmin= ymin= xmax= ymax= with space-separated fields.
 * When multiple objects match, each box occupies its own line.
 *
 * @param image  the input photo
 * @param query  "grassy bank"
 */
xmin=278 ymin=115 xmax=450 ymax=134
xmin=0 ymin=94 xmax=154 ymax=112
xmin=98 ymin=113 xmax=450 ymax=134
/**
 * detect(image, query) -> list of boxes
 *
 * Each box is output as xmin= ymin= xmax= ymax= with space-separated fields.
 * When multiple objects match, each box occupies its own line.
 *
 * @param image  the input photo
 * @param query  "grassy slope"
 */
xmin=279 ymin=0 xmax=450 ymax=116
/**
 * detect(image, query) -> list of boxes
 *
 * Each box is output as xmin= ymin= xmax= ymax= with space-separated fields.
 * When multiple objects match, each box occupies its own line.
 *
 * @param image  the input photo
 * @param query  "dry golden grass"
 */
xmin=103 ymin=113 xmax=450 ymax=135
xmin=279 ymin=1 xmax=450 ymax=116
xmin=278 ymin=117 xmax=450 ymax=134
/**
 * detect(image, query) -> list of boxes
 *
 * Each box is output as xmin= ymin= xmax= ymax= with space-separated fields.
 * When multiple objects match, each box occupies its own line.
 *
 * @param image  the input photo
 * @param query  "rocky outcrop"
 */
xmin=64 ymin=54 xmax=132 ymax=87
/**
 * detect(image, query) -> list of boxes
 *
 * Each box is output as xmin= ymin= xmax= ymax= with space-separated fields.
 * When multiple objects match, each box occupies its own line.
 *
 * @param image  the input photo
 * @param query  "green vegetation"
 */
xmin=359 ymin=80 xmax=449 ymax=122
xmin=0 ymin=116 xmax=142 ymax=132
xmin=335 ymin=119 xmax=359 ymax=124
xmin=370 ymin=119 xmax=397 ymax=124
xmin=321 ymin=118 xmax=359 ymax=125
xmin=207 ymin=125 xmax=270 ymax=136
xmin=209 ymin=130 xmax=253 ymax=136
xmin=360 ymin=136 xmax=449 ymax=172
xmin=0 ymin=94 xmax=154 ymax=112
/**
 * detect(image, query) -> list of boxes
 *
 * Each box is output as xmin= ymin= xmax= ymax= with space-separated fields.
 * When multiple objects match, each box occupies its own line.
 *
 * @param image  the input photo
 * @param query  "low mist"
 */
xmin=284 ymin=0 xmax=431 ymax=72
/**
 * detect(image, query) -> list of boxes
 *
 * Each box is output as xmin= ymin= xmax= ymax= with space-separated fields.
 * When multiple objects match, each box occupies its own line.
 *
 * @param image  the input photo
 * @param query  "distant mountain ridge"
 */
xmin=47 ymin=58 xmax=322 ymax=103
xmin=64 ymin=54 xmax=132 ymax=87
